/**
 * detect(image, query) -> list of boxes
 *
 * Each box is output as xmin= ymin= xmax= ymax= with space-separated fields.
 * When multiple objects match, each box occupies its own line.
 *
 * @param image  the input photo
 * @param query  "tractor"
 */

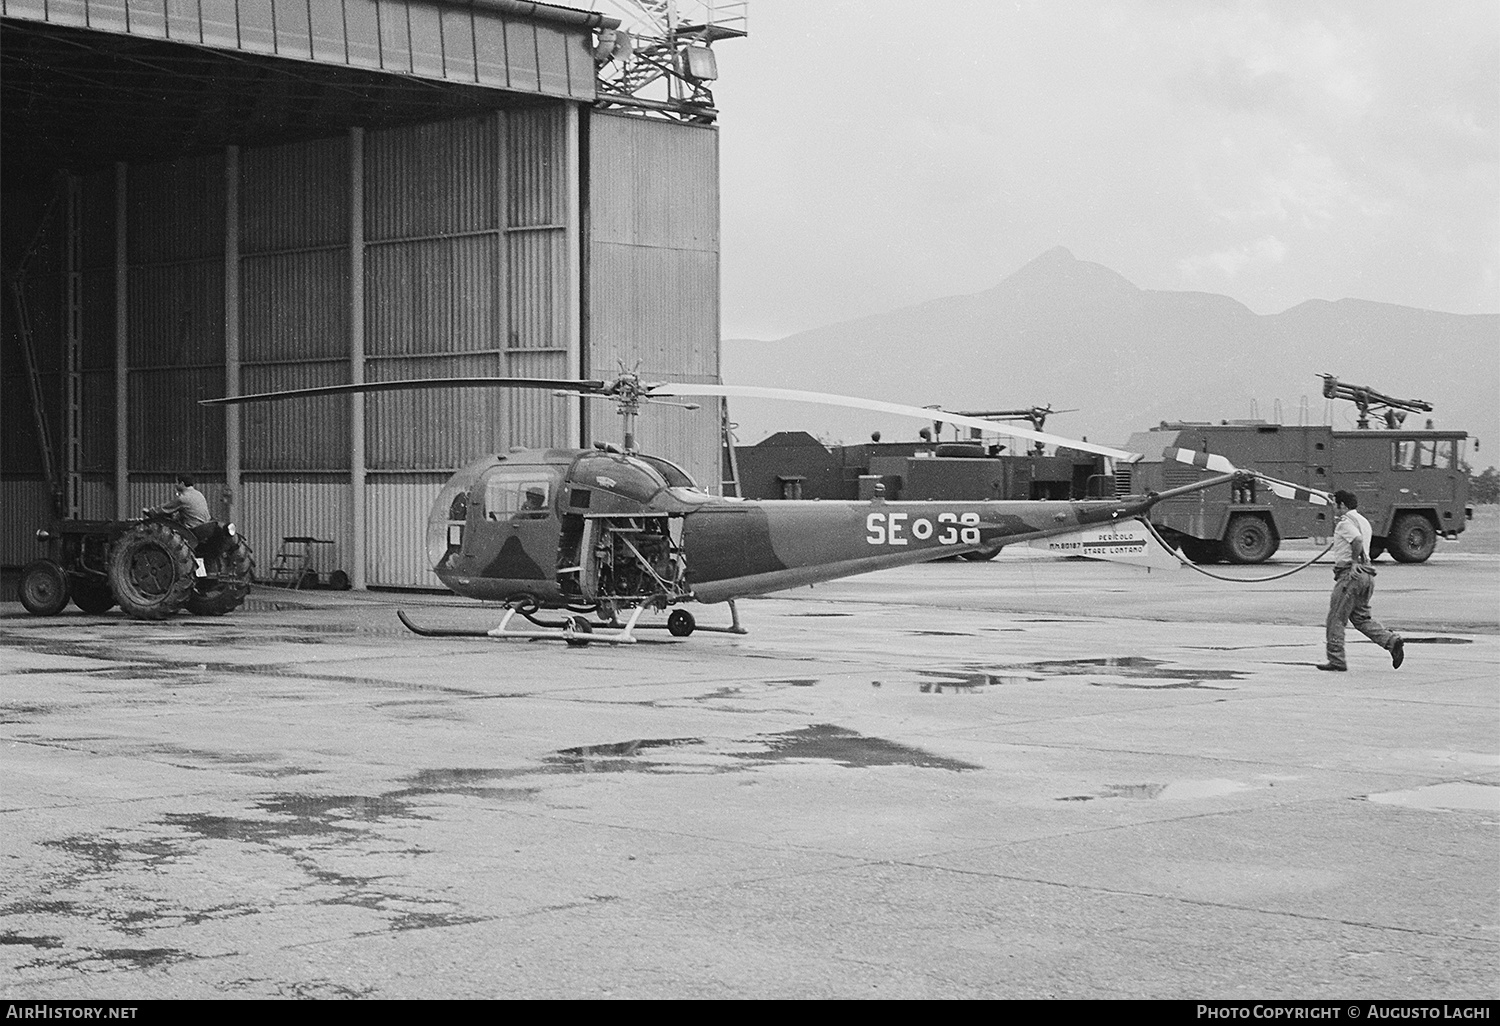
xmin=19 ymin=514 xmax=255 ymax=620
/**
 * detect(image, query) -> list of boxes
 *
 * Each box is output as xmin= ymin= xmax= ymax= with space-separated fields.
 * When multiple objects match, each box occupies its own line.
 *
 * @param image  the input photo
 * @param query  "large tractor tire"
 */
xmin=19 ymin=560 xmax=70 ymax=615
xmin=108 ymin=521 xmax=197 ymax=620
xmin=1224 ymin=515 xmax=1277 ymax=564
xmin=186 ymin=535 xmax=255 ymax=616
xmin=1387 ymin=513 xmax=1436 ymax=563
xmin=71 ymin=577 xmax=117 ymax=614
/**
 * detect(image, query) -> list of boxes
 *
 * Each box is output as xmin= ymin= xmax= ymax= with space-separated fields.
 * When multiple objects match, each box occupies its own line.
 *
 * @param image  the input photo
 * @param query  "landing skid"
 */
xmin=396 ymin=601 xmax=747 ymax=646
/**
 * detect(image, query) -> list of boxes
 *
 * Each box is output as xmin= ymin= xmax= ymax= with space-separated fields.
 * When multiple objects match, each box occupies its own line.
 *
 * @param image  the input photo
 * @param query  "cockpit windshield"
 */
xmin=631 ymin=454 xmax=701 ymax=491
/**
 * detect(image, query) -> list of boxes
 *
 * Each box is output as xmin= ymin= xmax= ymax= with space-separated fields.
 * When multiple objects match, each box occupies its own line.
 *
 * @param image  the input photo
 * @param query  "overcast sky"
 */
xmin=704 ymin=0 xmax=1498 ymax=340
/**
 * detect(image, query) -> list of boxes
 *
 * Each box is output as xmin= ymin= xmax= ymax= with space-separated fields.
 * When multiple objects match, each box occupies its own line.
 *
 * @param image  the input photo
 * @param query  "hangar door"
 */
xmin=587 ymin=111 xmax=722 ymax=492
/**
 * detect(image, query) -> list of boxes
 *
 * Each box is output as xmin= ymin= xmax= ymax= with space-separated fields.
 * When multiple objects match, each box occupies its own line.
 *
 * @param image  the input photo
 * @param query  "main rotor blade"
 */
xmin=652 ymin=383 xmax=1141 ymax=462
xmin=1168 ymin=448 xmax=1331 ymax=505
xmin=200 ymin=377 xmax=609 ymax=406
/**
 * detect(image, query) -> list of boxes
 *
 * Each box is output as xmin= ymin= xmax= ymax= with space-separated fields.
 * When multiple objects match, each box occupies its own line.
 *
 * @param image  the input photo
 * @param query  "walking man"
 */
xmin=1319 ymin=490 xmax=1405 ymax=672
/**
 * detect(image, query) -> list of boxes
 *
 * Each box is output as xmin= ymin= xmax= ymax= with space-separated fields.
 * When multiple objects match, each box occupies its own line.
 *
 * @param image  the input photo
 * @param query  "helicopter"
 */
xmin=203 ymin=374 xmax=1318 ymax=645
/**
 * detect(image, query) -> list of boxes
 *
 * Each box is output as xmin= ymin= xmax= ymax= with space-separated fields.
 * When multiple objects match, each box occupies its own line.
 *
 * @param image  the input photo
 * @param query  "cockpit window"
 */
xmin=632 ymin=454 xmax=700 ymax=490
xmin=483 ymin=467 xmax=558 ymax=518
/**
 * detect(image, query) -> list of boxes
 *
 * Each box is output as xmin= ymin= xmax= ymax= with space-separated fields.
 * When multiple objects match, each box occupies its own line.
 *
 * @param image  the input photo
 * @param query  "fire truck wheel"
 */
xmin=1224 ymin=515 xmax=1276 ymax=564
xmin=1369 ymin=538 xmax=1387 ymax=561
xmin=108 ymin=521 xmax=197 ymax=619
xmin=71 ymin=577 xmax=117 ymax=614
xmin=19 ymin=560 xmax=71 ymax=616
xmin=1387 ymin=514 xmax=1436 ymax=563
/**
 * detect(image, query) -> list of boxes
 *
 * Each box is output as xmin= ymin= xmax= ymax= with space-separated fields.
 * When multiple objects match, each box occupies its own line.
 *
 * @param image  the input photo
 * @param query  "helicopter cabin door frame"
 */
xmin=473 ymin=464 xmax=567 ymax=585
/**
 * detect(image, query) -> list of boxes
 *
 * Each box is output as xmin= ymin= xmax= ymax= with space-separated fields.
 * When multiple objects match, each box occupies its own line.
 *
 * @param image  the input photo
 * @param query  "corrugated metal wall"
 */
xmin=587 ymin=112 xmax=721 ymax=488
xmin=0 ymin=483 xmax=50 ymax=566
xmin=238 ymin=478 xmax=350 ymax=580
xmin=366 ymin=477 xmax=448 ymax=589
xmin=2 ymin=189 xmax=65 ymax=481
xmin=127 ymin=154 xmax=226 ymax=473
xmin=366 ymin=115 xmax=505 ymax=473
xmin=0 ymin=170 xmax=116 ymax=558
xmin=357 ymin=110 xmax=573 ymax=586
xmin=505 ymin=107 xmax=573 ymax=446
xmin=241 ymin=135 xmax=351 ymax=472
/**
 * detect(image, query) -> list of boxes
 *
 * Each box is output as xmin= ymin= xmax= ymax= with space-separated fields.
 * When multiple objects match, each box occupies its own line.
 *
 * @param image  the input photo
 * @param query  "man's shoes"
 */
xmin=1316 ymin=663 xmax=1348 ymax=672
xmin=1391 ymin=637 xmax=1405 ymax=669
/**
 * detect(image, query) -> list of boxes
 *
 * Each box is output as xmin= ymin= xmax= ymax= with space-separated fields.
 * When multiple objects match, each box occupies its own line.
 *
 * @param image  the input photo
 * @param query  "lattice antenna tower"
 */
xmin=586 ymin=1 xmax=748 ymax=123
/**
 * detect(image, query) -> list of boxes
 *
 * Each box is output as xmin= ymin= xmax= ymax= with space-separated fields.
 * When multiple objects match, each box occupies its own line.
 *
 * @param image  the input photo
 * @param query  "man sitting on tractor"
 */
xmin=146 ymin=474 xmax=215 ymax=546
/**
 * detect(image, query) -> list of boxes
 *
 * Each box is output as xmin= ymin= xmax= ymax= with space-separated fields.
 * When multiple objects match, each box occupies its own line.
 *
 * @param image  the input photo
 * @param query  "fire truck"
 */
xmin=1119 ymin=377 xmax=1476 ymax=564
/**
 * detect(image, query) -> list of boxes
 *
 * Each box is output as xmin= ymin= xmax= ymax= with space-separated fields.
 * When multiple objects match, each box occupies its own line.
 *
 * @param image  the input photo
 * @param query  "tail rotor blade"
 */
xmin=1168 ymin=447 xmax=1238 ymax=475
xmin=1168 ymin=448 xmax=1330 ymax=505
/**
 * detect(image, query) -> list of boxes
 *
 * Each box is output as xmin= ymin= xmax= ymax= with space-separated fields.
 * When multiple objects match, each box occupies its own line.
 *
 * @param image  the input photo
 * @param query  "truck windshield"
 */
xmin=1391 ymin=439 xmax=1455 ymax=470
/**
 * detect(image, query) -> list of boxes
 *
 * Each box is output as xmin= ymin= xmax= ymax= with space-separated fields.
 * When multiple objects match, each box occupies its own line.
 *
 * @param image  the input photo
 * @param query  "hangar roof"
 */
xmin=1 ymin=0 xmax=613 ymax=189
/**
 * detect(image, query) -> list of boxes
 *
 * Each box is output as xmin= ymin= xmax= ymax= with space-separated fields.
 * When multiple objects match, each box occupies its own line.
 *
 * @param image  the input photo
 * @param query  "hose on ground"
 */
xmin=1143 ymin=520 xmax=1334 ymax=583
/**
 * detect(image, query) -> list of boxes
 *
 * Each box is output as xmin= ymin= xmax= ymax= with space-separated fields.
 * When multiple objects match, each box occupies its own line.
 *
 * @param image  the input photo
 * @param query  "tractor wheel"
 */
xmin=19 ymin=560 xmax=70 ymax=616
xmin=186 ymin=535 xmax=255 ymax=616
xmin=71 ymin=577 xmax=117 ymax=614
xmin=1224 ymin=515 xmax=1277 ymax=564
xmin=668 ymin=609 xmax=697 ymax=637
xmin=1178 ymin=537 xmax=1224 ymax=564
xmin=108 ymin=521 xmax=197 ymax=620
xmin=1388 ymin=513 xmax=1436 ymax=563
xmin=960 ymin=544 xmax=1003 ymax=562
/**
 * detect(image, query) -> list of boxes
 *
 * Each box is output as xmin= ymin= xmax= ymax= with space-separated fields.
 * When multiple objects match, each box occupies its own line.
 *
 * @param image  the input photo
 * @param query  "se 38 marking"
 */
xmin=866 ymin=511 xmax=981 ymax=546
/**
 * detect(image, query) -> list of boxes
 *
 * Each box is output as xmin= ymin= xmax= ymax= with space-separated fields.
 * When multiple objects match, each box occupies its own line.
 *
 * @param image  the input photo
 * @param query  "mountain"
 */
xmin=721 ymin=248 xmax=1500 ymax=460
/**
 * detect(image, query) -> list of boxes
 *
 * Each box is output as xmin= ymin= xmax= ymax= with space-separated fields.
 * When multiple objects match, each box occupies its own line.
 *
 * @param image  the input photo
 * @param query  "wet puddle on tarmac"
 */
xmin=1364 ymin=781 xmax=1500 ymax=812
xmin=912 ymin=657 xmax=1243 ymax=693
xmin=732 ymin=724 xmax=981 ymax=771
xmin=516 ymin=727 xmax=981 ymax=774
xmin=1058 ymin=779 xmax=1252 ymax=801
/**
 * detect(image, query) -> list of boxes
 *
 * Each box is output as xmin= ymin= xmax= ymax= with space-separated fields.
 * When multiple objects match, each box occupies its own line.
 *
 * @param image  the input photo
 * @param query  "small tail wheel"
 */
xmin=667 ymin=609 xmax=697 ymax=637
xmin=19 ymin=560 xmax=71 ymax=616
xmin=564 ymin=615 xmax=593 ymax=647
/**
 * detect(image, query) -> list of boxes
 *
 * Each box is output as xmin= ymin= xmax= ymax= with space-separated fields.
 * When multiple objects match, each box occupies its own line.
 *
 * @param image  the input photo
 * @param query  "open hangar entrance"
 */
xmin=2 ymin=0 xmax=726 ymax=588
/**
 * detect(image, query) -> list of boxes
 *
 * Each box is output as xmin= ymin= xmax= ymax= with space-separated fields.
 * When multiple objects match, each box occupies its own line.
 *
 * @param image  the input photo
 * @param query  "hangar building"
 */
xmin=1 ymin=0 xmax=741 ymax=588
